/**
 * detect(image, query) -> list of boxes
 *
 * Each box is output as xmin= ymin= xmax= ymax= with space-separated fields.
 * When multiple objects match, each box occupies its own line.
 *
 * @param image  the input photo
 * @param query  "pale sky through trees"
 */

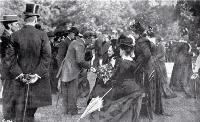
xmin=0 ymin=0 xmax=177 ymax=6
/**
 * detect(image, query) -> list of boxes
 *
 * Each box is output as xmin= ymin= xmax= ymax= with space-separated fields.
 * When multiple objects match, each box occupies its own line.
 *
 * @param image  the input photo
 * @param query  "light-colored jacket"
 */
xmin=57 ymin=37 xmax=90 ymax=82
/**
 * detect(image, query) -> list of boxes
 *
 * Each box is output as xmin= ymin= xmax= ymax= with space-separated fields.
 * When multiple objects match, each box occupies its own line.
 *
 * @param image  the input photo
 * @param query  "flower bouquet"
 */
xmin=96 ymin=63 xmax=115 ymax=84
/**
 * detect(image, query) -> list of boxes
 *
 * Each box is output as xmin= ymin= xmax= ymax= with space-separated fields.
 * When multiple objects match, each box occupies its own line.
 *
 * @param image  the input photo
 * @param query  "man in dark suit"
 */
xmin=57 ymin=30 xmax=92 ymax=115
xmin=9 ymin=4 xmax=52 ymax=122
xmin=0 ymin=14 xmax=20 ymax=121
xmin=56 ymin=27 xmax=77 ymax=67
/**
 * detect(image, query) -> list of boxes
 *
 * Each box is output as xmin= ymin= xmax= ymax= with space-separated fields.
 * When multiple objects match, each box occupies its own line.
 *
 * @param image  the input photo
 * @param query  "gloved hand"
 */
xmin=29 ymin=74 xmax=41 ymax=84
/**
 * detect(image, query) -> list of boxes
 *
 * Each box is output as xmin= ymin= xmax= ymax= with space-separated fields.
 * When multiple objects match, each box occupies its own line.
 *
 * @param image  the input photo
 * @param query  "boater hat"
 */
xmin=0 ymin=15 xmax=18 ymax=22
xmin=23 ymin=3 xmax=40 ymax=17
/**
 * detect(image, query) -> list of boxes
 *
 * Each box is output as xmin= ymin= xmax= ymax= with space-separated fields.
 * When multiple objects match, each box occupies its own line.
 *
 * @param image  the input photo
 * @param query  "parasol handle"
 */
xmin=102 ymin=88 xmax=112 ymax=99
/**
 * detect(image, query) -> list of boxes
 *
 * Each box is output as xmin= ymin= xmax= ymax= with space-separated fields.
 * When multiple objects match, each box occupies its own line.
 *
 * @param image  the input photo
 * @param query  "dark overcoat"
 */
xmin=134 ymin=36 xmax=163 ymax=117
xmin=57 ymin=37 xmax=90 ymax=82
xmin=10 ymin=25 xmax=52 ymax=108
xmin=0 ymin=30 xmax=15 ymax=80
xmin=1 ymin=29 xmax=18 ymax=119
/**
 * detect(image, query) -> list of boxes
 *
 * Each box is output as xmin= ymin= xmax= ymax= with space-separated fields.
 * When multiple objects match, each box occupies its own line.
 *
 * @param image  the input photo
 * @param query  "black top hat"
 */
xmin=0 ymin=15 xmax=18 ymax=22
xmin=24 ymin=3 xmax=40 ymax=17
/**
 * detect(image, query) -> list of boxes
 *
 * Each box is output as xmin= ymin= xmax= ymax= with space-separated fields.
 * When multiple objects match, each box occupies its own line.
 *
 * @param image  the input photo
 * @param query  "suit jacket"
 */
xmin=10 ymin=25 xmax=52 ymax=107
xmin=56 ymin=36 xmax=72 ymax=67
xmin=57 ymin=37 xmax=90 ymax=82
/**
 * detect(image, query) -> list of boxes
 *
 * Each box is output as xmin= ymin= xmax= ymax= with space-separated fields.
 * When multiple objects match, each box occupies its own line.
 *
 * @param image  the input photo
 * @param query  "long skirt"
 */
xmin=136 ymin=63 xmax=163 ymax=119
xmin=89 ymin=91 xmax=143 ymax=122
xmin=170 ymin=63 xmax=192 ymax=93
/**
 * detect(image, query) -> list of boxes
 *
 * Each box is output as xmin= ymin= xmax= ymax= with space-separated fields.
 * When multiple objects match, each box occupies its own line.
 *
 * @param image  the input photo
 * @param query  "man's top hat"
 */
xmin=0 ymin=15 xmax=18 ymax=22
xmin=24 ymin=3 xmax=40 ymax=17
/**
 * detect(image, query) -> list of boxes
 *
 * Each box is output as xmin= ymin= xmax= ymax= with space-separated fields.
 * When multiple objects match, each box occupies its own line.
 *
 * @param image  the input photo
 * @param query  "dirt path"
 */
xmin=0 ymin=63 xmax=200 ymax=122
xmin=0 ymin=91 xmax=199 ymax=122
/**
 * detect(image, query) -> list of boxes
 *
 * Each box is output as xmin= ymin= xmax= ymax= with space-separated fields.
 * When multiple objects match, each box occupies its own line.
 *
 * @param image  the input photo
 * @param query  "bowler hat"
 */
xmin=120 ymin=37 xmax=133 ymax=47
xmin=68 ymin=27 xmax=79 ymax=36
xmin=0 ymin=15 xmax=18 ymax=22
xmin=130 ymin=21 xmax=145 ymax=34
xmin=24 ymin=3 xmax=40 ymax=17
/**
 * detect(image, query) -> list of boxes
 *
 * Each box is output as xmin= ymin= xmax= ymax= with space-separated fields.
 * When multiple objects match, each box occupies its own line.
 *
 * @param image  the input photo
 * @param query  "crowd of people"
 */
xmin=0 ymin=3 xmax=200 ymax=122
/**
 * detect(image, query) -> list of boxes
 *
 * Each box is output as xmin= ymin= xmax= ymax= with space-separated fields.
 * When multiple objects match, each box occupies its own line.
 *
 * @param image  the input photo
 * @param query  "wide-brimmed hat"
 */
xmin=0 ymin=15 xmax=18 ymax=22
xmin=24 ymin=3 xmax=40 ymax=17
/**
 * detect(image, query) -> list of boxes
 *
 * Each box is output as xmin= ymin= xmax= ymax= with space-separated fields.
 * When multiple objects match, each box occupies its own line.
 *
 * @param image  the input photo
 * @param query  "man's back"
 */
xmin=11 ymin=25 xmax=51 ymax=76
xmin=58 ymin=38 xmax=90 ymax=82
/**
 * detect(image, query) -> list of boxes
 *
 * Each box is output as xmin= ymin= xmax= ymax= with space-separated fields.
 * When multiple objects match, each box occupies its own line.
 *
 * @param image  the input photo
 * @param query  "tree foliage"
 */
xmin=0 ymin=0 xmax=182 ymax=42
xmin=175 ymin=0 xmax=200 ymax=45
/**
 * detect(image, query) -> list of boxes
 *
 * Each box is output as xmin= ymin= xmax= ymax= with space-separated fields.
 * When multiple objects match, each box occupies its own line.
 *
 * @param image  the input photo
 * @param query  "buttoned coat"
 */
xmin=10 ymin=25 xmax=52 ymax=108
xmin=57 ymin=37 xmax=90 ymax=82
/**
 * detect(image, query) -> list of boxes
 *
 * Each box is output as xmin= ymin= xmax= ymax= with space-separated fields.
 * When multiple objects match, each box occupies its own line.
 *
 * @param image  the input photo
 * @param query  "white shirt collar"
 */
xmin=5 ymin=29 xmax=12 ymax=35
xmin=122 ymin=55 xmax=133 ymax=61
xmin=67 ymin=36 xmax=71 ymax=40
xmin=25 ymin=22 xmax=35 ymax=27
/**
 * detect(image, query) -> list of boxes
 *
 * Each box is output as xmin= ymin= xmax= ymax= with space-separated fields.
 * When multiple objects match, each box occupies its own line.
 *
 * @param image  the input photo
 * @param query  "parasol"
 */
xmin=78 ymin=88 xmax=112 ymax=121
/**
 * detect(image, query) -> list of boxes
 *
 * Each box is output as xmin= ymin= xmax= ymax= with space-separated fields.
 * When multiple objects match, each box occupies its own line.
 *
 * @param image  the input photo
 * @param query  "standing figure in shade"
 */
xmin=131 ymin=22 xmax=164 ymax=119
xmin=0 ymin=14 xmax=20 ymax=122
xmin=57 ymin=31 xmax=92 ymax=115
xmin=56 ymin=27 xmax=77 ymax=67
xmin=9 ymin=4 xmax=52 ymax=122
xmin=170 ymin=39 xmax=193 ymax=96
xmin=155 ymin=36 xmax=177 ymax=99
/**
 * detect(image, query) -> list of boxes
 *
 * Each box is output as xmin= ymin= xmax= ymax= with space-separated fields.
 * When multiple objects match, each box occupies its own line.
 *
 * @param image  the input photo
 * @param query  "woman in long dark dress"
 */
xmin=89 ymin=36 xmax=144 ymax=122
xmin=170 ymin=40 xmax=193 ymax=95
xmin=131 ymin=22 xmax=164 ymax=119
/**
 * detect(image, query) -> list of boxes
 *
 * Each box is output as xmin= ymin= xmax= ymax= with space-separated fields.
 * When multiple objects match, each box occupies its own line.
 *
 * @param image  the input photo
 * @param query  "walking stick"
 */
xmin=23 ymin=82 xmax=30 ymax=122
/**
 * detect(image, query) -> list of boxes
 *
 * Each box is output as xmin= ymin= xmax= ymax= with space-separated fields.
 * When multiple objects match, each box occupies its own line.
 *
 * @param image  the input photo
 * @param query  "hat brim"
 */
xmin=24 ymin=13 xmax=40 ymax=18
xmin=120 ymin=43 xmax=134 ymax=47
xmin=0 ymin=19 xmax=18 ymax=22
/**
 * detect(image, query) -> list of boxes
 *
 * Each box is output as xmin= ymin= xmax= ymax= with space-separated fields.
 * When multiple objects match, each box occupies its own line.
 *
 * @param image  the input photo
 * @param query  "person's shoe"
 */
xmin=161 ymin=112 xmax=173 ymax=117
xmin=68 ymin=111 xmax=78 ymax=116
xmin=185 ymin=94 xmax=193 ymax=99
xmin=164 ymin=93 xmax=177 ymax=99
